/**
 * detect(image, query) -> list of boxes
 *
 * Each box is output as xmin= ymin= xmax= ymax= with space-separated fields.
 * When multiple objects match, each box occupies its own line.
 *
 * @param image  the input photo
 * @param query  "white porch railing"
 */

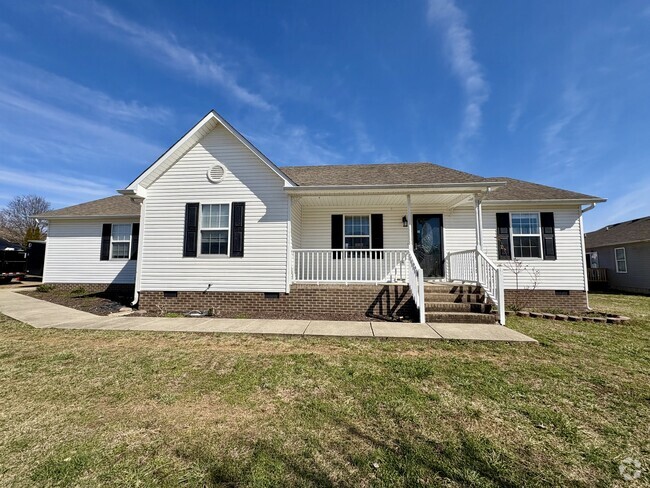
xmin=292 ymin=249 xmax=409 ymax=284
xmin=291 ymin=249 xmax=426 ymax=323
xmin=446 ymin=249 xmax=506 ymax=325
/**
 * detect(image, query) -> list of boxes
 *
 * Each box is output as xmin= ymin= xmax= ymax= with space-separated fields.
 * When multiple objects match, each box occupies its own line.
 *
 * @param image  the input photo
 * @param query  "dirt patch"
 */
xmin=20 ymin=289 xmax=131 ymax=316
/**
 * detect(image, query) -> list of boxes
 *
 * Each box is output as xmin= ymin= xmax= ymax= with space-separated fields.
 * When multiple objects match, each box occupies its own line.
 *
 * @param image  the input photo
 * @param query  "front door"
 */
xmin=413 ymin=214 xmax=443 ymax=277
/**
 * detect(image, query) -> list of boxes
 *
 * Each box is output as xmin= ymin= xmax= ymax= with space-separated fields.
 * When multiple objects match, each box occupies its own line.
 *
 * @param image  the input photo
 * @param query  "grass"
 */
xmin=0 ymin=292 xmax=648 ymax=486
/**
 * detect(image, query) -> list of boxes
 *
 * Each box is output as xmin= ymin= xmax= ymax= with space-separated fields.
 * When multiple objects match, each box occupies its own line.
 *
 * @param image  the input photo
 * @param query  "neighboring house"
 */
xmin=585 ymin=217 xmax=650 ymax=294
xmin=34 ymin=110 xmax=605 ymax=323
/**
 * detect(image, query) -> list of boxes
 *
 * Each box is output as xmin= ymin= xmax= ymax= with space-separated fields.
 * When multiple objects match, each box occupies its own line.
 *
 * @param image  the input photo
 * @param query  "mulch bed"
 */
xmin=20 ymin=290 xmax=132 ymax=316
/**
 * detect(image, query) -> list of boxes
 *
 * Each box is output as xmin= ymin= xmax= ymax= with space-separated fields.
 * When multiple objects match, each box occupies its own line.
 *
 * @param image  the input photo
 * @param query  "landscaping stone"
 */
xmin=516 ymin=311 xmax=530 ymax=317
xmin=592 ymin=317 xmax=607 ymax=323
xmin=607 ymin=317 xmax=624 ymax=324
xmin=542 ymin=313 xmax=556 ymax=320
xmin=529 ymin=312 xmax=543 ymax=318
xmin=555 ymin=314 xmax=569 ymax=321
xmin=567 ymin=316 xmax=582 ymax=321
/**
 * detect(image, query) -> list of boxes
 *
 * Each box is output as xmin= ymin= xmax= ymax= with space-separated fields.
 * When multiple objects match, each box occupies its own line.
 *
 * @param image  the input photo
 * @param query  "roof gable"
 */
xmin=125 ymin=110 xmax=295 ymax=193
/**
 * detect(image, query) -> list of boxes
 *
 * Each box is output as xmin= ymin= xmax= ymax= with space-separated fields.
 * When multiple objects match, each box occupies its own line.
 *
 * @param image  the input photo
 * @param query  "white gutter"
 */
xmin=286 ymin=181 xmax=506 ymax=196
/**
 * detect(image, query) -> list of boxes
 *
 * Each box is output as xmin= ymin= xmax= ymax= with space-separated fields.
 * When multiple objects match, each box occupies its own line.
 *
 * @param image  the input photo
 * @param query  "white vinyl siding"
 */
xmin=483 ymin=206 xmax=586 ymax=290
xmin=139 ymin=125 xmax=289 ymax=293
xmin=43 ymin=219 xmax=137 ymax=284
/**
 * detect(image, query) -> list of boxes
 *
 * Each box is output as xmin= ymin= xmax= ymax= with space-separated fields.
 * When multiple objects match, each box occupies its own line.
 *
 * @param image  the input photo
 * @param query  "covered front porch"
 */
xmin=287 ymin=185 xmax=506 ymax=324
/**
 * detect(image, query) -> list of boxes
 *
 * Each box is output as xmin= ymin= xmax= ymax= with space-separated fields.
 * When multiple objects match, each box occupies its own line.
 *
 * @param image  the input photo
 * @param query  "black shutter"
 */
xmin=331 ymin=214 xmax=343 ymax=259
xmin=496 ymin=213 xmax=511 ymax=260
xmin=230 ymin=202 xmax=245 ymax=257
xmin=130 ymin=223 xmax=140 ymax=260
xmin=100 ymin=223 xmax=111 ymax=261
xmin=183 ymin=203 xmax=199 ymax=257
xmin=371 ymin=214 xmax=384 ymax=258
xmin=540 ymin=212 xmax=557 ymax=260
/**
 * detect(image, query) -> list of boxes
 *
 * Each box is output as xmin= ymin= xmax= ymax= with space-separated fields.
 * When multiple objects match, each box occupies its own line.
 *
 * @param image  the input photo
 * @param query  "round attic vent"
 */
xmin=207 ymin=163 xmax=225 ymax=183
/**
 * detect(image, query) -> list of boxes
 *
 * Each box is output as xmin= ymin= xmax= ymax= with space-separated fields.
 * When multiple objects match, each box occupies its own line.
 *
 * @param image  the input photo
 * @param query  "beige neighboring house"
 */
xmin=34 ymin=110 xmax=606 ymax=324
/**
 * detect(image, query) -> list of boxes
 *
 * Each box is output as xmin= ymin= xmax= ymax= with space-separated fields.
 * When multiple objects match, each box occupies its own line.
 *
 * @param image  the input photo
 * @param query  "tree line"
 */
xmin=0 ymin=195 xmax=51 ymax=248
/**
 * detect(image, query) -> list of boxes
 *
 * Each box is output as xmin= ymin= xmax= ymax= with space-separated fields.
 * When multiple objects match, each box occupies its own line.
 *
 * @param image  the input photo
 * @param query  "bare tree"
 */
xmin=0 ymin=195 xmax=51 ymax=247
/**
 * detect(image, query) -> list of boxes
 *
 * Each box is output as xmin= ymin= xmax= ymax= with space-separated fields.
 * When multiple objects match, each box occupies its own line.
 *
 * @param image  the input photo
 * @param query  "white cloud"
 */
xmin=0 ymin=56 xmax=171 ymax=124
xmin=427 ymin=0 xmax=489 ymax=145
xmin=0 ymin=168 xmax=122 ymax=206
xmin=56 ymin=1 xmax=273 ymax=111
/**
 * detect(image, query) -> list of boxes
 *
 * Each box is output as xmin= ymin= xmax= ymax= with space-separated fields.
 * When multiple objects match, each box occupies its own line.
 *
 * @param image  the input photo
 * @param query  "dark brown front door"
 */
xmin=413 ymin=214 xmax=443 ymax=277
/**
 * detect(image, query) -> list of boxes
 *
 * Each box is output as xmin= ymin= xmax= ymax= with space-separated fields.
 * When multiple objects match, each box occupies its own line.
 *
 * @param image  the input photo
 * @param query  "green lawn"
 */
xmin=0 ymin=292 xmax=648 ymax=487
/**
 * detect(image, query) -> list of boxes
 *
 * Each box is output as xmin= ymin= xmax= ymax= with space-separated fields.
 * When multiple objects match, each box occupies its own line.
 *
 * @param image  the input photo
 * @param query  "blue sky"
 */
xmin=1 ymin=0 xmax=649 ymax=231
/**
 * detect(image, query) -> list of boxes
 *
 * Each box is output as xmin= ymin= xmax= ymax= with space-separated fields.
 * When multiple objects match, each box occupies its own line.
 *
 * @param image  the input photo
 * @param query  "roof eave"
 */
xmin=286 ymin=181 xmax=506 ymax=196
xmin=586 ymin=238 xmax=650 ymax=248
xmin=483 ymin=197 xmax=607 ymax=206
xmin=31 ymin=214 xmax=140 ymax=220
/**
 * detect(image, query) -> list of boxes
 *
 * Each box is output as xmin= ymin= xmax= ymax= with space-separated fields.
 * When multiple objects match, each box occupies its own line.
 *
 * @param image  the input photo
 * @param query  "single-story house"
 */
xmin=34 ymin=110 xmax=605 ymax=324
xmin=585 ymin=216 xmax=650 ymax=294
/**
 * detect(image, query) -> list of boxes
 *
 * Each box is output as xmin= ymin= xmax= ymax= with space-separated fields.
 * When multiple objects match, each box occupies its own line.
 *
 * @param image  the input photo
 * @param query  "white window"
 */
xmin=615 ymin=247 xmax=627 ymax=273
xmin=111 ymin=223 xmax=131 ymax=259
xmin=200 ymin=204 xmax=229 ymax=255
xmin=511 ymin=213 xmax=542 ymax=258
xmin=344 ymin=215 xmax=370 ymax=249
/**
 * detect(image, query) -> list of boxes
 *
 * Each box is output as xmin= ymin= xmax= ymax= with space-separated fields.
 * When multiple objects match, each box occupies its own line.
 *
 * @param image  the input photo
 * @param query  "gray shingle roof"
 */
xmin=36 ymin=164 xmax=603 ymax=218
xmin=281 ymin=162 xmax=485 ymax=186
xmin=585 ymin=216 xmax=650 ymax=248
xmin=483 ymin=177 xmax=603 ymax=202
xmin=34 ymin=195 xmax=140 ymax=219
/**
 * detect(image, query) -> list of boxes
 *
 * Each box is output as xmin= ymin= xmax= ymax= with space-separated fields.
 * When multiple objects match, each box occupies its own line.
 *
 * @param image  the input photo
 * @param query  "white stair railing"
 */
xmin=406 ymin=249 xmax=426 ymax=323
xmin=446 ymin=249 xmax=506 ymax=325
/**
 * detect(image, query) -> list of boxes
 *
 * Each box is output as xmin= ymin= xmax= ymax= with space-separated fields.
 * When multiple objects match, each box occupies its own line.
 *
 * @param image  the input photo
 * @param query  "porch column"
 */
xmin=474 ymin=194 xmax=484 ymax=250
xmin=407 ymin=194 xmax=413 ymax=251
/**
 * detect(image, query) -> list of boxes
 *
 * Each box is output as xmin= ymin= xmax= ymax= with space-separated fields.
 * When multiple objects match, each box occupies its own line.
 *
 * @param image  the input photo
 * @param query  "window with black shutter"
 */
xmin=496 ymin=213 xmax=511 ymax=260
xmin=540 ymin=212 xmax=557 ymax=260
xmin=230 ymin=202 xmax=245 ymax=257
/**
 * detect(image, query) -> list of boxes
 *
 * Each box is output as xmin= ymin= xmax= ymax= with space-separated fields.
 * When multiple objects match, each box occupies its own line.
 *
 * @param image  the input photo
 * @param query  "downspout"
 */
xmin=131 ymin=198 xmax=146 ymax=307
xmin=579 ymin=203 xmax=597 ymax=310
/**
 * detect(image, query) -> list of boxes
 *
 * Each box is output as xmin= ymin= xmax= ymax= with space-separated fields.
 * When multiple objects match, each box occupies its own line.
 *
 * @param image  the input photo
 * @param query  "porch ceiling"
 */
xmin=295 ymin=193 xmax=474 ymax=207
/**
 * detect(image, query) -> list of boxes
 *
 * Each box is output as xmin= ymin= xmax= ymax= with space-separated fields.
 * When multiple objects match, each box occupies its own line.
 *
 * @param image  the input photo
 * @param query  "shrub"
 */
xmin=69 ymin=286 xmax=87 ymax=296
xmin=36 ymin=284 xmax=56 ymax=293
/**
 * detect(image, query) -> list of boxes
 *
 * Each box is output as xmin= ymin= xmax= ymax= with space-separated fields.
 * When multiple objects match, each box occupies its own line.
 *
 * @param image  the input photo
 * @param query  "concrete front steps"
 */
xmin=424 ymin=283 xmax=497 ymax=324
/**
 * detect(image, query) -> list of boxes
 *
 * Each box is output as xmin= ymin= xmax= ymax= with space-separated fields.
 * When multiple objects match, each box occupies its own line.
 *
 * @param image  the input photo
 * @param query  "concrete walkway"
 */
xmin=0 ymin=288 xmax=536 ymax=343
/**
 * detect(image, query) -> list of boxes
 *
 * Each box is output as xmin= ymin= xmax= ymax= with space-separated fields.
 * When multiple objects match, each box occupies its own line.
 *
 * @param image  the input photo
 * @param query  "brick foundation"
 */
xmin=138 ymin=284 xmax=416 ymax=321
xmin=504 ymin=289 xmax=588 ymax=312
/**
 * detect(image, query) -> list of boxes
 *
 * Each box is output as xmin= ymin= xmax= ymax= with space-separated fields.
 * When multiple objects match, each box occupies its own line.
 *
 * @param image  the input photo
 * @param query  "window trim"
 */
xmin=110 ymin=223 xmax=132 ymax=260
xmin=510 ymin=212 xmax=543 ymax=260
xmin=199 ymin=202 xmax=231 ymax=257
xmin=614 ymin=247 xmax=627 ymax=273
xmin=343 ymin=214 xmax=372 ymax=250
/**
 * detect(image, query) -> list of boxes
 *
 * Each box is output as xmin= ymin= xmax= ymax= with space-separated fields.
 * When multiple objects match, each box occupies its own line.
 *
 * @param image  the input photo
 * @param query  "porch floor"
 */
xmin=0 ymin=289 xmax=536 ymax=343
